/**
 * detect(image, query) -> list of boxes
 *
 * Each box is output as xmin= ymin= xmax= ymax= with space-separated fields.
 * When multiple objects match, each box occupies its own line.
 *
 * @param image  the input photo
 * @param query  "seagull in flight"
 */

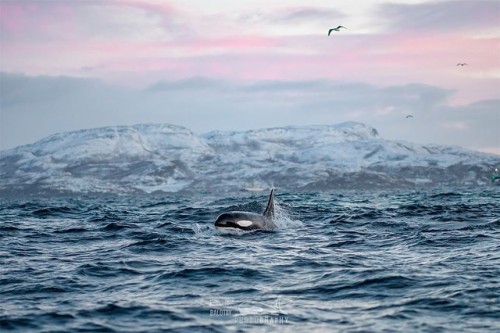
xmin=406 ymin=115 xmax=414 ymax=119
xmin=457 ymin=63 xmax=468 ymax=66
xmin=328 ymin=26 xmax=346 ymax=35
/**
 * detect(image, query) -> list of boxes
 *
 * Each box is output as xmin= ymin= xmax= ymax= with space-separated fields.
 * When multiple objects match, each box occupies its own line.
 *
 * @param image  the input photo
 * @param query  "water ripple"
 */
xmin=1 ymin=188 xmax=499 ymax=332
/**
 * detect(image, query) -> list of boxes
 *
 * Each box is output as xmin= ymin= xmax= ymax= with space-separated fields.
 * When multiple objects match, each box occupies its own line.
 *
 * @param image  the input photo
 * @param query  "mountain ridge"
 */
xmin=1 ymin=122 xmax=498 ymax=195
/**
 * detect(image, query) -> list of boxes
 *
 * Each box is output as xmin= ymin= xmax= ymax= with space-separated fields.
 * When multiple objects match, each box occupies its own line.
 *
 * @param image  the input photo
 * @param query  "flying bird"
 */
xmin=328 ymin=26 xmax=346 ymax=36
xmin=406 ymin=115 xmax=414 ymax=119
xmin=457 ymin=63 xmax=468 ymax=66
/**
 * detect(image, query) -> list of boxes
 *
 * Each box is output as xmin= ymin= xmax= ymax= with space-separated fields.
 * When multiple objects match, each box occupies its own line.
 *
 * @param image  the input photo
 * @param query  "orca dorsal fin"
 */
xmin=263 ymin=189 xmax=275 ymax=219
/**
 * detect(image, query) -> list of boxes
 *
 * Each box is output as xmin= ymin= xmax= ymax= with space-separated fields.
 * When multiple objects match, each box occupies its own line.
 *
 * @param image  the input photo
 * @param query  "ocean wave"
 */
xmin=1 ymin=189 xmax=499 ymax=332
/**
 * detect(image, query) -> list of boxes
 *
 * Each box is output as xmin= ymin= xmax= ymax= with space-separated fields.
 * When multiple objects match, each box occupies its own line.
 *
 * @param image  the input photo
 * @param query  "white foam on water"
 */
xmin=273 ymin=200 xmax=303 ymax=229
xmin=192 ymin=223 xmax=218 ymax=236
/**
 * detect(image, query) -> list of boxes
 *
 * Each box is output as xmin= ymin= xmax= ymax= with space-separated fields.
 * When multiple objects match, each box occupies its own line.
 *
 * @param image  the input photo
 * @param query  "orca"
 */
xmin=214 ymin=189 xmax=277 ymax=231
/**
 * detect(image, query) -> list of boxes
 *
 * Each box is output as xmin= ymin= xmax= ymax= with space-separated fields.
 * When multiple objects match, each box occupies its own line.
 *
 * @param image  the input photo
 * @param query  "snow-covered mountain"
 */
xmin=1 ymin=122 xmax=498 ymax=195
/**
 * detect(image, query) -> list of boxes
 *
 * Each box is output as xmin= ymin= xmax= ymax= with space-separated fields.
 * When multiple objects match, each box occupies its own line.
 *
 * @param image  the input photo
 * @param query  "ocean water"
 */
xmin=0 ymin=188 xmax=499 ymax=333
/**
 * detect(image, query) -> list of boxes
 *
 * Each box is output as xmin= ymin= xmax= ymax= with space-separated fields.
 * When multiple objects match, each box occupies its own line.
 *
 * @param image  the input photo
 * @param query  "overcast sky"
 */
xmin=0 ymin=0 xmax=499 ymax=154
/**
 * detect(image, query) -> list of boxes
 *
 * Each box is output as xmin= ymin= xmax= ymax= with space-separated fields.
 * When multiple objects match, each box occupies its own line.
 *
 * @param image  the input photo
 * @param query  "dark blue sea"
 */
xmin=1 ymin=188 xmax=499 ymax=333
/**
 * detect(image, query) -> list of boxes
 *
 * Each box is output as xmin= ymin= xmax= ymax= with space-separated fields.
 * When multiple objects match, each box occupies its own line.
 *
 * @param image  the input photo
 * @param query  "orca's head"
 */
xmin=214 ymin=212 xmax=258 ymax=231
xmin=214 ymin=190 xmax=276 ymax=232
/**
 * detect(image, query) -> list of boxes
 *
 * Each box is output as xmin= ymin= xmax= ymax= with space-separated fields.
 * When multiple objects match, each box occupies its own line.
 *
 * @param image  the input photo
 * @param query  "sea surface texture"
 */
xmin=1 ymin=188 xmax=499 ymax=332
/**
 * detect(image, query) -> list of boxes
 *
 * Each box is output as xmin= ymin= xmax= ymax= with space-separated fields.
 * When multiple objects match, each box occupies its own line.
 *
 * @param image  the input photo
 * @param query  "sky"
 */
xmin=0 ymin=0 xmax=499 ymax=154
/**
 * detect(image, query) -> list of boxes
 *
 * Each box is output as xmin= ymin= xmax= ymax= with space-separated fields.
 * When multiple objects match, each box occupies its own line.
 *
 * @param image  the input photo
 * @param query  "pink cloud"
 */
xmin=0 ymin=2 xmax=79 ymax=42
xmin=187 ymin=36 xmax=280 ymax=52
xmin=0 ymin=3 xmax=35 ymax=33
xmin=0 ymin=0 xmax=178 ymax=41
xmin=1 ymin=1 xmax=498 ymax=106
xmin=3 ymin=30 xmax=498 ymax=81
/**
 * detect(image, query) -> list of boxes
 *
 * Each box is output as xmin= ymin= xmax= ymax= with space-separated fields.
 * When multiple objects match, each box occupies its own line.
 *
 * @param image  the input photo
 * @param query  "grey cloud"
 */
xmin=413 ymin=99 xmax=499 ymax=150
xmin=275 ymin=7 xmax=346 ymax=23
xmin=380 ymin=83 xmax=453 ymax=111
xmin=146 ymin=77 xmax=228 ymax=92
xmin=0 ymin=72 xmax=497 ymax=154
xmin=466 ymin=99 xmax=500 ymax=111
xmin=240 ymin=80 xmax=452 ymax=113
xmin=378 ymin=0 xmax=499 ymax=32
xmin=0 ymin=72 xmax=99 ymax=108
xmin=242 ymin=80 xmax=331 ymax=92
xmin=239 ymin=7 xmax=345 ymax=25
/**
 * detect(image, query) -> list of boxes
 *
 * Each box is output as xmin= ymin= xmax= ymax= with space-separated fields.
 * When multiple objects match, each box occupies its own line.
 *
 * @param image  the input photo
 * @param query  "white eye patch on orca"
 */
xmin=236 ymin=220 xmax=253 ymax=227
